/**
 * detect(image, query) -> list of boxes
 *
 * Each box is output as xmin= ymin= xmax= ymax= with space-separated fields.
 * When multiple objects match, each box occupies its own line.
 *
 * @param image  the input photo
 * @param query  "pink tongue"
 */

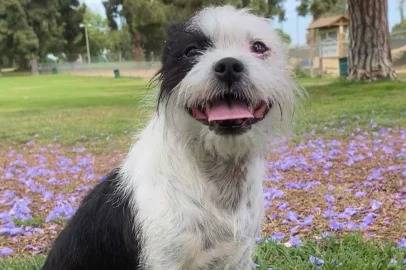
xmin=206 ymin=100 xmax=254 ymax=122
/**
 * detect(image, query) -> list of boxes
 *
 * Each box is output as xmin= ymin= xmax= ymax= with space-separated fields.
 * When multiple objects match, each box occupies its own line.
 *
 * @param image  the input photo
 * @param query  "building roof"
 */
xmin=308 ymin=15 xmax=349 ymax=29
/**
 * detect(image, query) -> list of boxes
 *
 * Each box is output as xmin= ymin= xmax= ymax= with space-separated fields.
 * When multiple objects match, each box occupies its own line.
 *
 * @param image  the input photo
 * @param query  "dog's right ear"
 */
xmin=149 ymin=23 xmax=185 ymax=95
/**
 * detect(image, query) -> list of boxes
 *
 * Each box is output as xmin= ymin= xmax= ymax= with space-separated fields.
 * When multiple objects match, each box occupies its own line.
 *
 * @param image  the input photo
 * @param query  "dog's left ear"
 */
xmin=153 ymin=22 xmax=190 ymax=110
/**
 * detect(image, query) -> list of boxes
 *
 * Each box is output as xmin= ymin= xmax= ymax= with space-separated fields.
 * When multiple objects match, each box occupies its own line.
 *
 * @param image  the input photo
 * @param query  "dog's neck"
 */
xmin=197 ymin=150 xmax=249 ymax=210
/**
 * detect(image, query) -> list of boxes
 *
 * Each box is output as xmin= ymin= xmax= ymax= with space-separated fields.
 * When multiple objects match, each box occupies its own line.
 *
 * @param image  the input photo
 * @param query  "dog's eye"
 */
xmin=184 ymin=45 xmax=201 ymax=57
xmin=251 ymin=41 xmax=269 ymax=54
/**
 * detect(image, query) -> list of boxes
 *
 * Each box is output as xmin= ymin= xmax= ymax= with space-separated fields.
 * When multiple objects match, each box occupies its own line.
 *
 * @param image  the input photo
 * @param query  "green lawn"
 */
xmin=0 ymin=75 xmax=154 ymax=151
xmin=295 ymin=77 xmax=406 ymax=136
xmin=0 ymin=75 xmax=405 ymax=151
xmin=1 ymin=235 xmax=405 ymax=270
xmin=0 ymin=74 xmax=405 ymax=268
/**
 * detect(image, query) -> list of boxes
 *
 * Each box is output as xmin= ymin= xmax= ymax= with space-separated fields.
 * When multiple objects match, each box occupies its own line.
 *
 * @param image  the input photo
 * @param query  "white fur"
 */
xmin=121 ymin=6 xmax=299 ymax=270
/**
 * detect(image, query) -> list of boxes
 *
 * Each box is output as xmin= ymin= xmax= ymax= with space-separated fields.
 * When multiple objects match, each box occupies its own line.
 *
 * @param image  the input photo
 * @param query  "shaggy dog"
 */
xmin=42 ymin=6 xmax=298 ymax=270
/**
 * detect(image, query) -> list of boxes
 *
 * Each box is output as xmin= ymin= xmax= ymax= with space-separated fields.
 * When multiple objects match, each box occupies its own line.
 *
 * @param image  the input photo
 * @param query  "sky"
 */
xmin=81 ymin=0 xmax=402 ymax=46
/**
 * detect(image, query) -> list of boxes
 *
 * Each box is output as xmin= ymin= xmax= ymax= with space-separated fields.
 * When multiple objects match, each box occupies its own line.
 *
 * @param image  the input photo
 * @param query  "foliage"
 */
xmin=275 ymin=28 xmax=291 ymax=44
xmin=0 ymin=0 xmax=39 ymax=68
xmin=58 ymin=0 xmax=86 ymax=62
xmin=108 ymin=26 xmax=133 ymax=61
xmin=0 ymin=0 xmax=86 ymax=69
xmin=83 ymin=10 xmax=110 ymax=59
xmin=103 ymin=0 xmax=289 ymax=59
xmin=297 ymin=0 xmax=347 ymax=18
xmin=392 ymin=20 xmax=406 ymax=34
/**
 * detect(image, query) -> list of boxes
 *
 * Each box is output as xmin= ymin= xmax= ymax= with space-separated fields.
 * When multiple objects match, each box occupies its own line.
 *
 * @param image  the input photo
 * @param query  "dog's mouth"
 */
xmin=188 ymin=98 xmax=271 ymax=135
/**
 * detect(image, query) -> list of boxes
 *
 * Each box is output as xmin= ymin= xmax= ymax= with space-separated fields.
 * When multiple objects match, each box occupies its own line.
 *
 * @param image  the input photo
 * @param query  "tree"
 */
xmin=400 ymin=0 xmax=405 ymax=22
xmin=275 ymin=29 xmax=291 ymax=44
xmin=347 ymin=0 xmax=396 ymax=80
xmin=83 ymin=10 xmax=110 ymax=59
xmin=108 ymin=25 xmax=133 ymax=61
xmin=297 ymin=0 xmax=346 ymax=18
xmin=24 ymin=0 xmax=65 ymax=72
xmin=103 ymin=0 xmax=289 ymax=60
xmin=0 ymin=0 xmax=38 ymax=68
xmin=58 ymin=0 xmax=86 ymax=62
xmin=103 ymin=0 xmax=168 ymax=60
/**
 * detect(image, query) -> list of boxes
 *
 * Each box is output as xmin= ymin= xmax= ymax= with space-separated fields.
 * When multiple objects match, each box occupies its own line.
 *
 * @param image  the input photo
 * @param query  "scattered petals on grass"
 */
xmin=1 ymin=128 xmax=405 ymax=256
xmin=309 ymin=255 xmax=324 ymax=268
xmin=0 ymin=247 xmax=14 ymax=256
xmin=398 ymin=238 xmax=406 ymax=249
xmin=263 ymin=128 xmax=405 ymax=243
xmin=0 ymin=142 xmax=124 ymax=255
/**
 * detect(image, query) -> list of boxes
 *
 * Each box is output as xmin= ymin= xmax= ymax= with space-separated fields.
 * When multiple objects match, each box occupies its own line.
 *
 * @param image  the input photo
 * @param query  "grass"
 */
xmin=295 ymin=77 xmax=406 ymax=136
xmin=1 ymin=235 xmax=404 ymax=269
xmin=0 ymin=75 xmax=154 ymax=152
xmin=256 ymin=234 xmax=406 ymax=270
xmin=0 ymin=74 xmax=405 ymax=268
xmin=0 ymin=255 xmax=45 ymax=270
xmin=1 ymin=75 xmax=406 ymax=151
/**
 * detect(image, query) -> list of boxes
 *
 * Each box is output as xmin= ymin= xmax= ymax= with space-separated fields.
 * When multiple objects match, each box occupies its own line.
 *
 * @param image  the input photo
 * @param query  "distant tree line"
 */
xmin=0 ymin=0 xmax=86 ymax=70
xmin=0 ymin=0 xmax=397 ymax=80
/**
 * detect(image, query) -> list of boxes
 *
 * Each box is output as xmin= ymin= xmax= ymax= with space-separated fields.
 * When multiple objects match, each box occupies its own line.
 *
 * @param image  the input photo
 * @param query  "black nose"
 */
xmin=214 ymin=57 xmax=244 ymax=85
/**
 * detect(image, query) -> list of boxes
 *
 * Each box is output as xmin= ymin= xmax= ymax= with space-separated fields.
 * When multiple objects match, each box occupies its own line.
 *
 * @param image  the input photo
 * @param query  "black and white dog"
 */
xmin=43 ymin=6 xmax=298 ymax=270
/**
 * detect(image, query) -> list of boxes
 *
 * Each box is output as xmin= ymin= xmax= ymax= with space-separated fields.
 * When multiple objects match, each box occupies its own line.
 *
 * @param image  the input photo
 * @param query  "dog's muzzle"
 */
xmin=187 ymin=57 xmax=271 ymax=135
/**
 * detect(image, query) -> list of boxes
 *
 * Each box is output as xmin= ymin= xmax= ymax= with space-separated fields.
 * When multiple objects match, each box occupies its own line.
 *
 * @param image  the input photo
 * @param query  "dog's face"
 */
xmin=157 ymin=6 xmax=297 ymax=155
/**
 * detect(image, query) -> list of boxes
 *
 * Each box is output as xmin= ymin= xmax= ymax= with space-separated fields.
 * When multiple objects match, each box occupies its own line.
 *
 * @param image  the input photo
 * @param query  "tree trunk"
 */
xmin=348 ymin=0 xmax=396 ymax=80
xmin=131 ymin=31 xmax=143 ymax=61
xmin=30 ymin=54 xmax=39 ymax=75
xmin=400 ymin=0 xmax=405 ymax=22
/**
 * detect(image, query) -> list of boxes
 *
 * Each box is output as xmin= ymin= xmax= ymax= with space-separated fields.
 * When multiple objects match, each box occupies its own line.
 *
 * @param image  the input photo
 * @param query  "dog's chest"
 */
xmin=135 ymin=172 xmax=263 ymax=270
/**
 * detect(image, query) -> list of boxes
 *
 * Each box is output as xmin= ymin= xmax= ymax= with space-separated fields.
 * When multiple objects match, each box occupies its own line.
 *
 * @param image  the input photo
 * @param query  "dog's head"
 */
xmin=156 ymin=6 xmax=298 ymax=156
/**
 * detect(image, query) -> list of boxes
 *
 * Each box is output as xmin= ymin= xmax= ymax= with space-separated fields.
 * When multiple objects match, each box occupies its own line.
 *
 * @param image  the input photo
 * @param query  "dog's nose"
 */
xmin=214 ymin=57 xmax=244 ymax=84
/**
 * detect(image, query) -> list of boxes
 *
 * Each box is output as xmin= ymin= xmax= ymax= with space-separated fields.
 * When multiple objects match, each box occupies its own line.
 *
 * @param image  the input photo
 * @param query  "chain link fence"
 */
xmin=38 ymin=60 xmax=161 ymax=79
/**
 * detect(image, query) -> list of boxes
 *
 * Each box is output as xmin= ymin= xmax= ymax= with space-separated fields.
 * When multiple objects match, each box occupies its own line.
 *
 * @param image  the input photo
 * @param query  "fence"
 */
xmin=38 ymin=61 xmax=161 ymax=79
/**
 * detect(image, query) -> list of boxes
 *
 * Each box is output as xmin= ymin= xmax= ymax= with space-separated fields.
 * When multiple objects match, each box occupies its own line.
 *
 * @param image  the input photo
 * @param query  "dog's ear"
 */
xmin=149 ymin=22 xmax=185 ymax=99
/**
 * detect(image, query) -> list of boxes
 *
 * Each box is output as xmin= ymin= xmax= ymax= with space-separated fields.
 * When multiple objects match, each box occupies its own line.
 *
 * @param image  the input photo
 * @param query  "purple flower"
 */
xmin=337 ymin=207 xmax=358 ymax=219
xmin=323 ymin=208 xmax=336 ymax=218
xmin=45 ymin=202 xmax=76 ymax=222
xmin=354 ymin=191 xmax=366 ymax=198
xmin=268 ymin=232 xmax=285 ymax=242
xmin=0 ymin=190 xmax=16 ymax=205
xmin=277 ymin=202 xmax=289 ymax=210
xmin=266 ymin=170 xmax=283 ymax=183
xmin=264 ymin=188 xmax=284 ymax=201
xmin=301 ymin=215 xmax=314 ymax=226
xmin=309 ymin=255 xmax=324 ymax=267
xmin=288 ymin=236 xmax=302 ymax=247
xmin=324 ymin=194 xmax=335 ymax=205
xmin=345 ymin=221 xmax=359 ymax=231
xmin=255 ymin=237 xmax=262 ymax=244
xmin=360 ymin=213 xmax=376 ymax=229
xmin=0 ymin=223 xmax=25 ymax=236
xmin=397 ymin=237 xmax=406 ymax=248
xmin=285 ymin=211 xmax=298 ymax=223
xmin=367 ymin=168 xmax=383 ymax=181
xmin=370 ymin=200 xmax=382 ymax=211
xmin=9 ymin=197 xmax=32 ymax=221
xmin=0 ymin=247 xmax=14 ymax=257
xmin=329 ymin=220 xmax=344 ymax=231
xmin=285 ymin=181 xmax=320 ymax=191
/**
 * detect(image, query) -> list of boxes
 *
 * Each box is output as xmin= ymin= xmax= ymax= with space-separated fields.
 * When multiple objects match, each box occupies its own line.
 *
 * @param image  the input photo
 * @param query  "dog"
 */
xmin=42 ymin=6 xmax=298 ymax=270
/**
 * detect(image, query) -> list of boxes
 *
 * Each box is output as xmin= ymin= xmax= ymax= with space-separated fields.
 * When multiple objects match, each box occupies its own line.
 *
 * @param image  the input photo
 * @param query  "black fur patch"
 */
xmin=42 ymin=169 xmax=143 ymax=270
xmin=157 ymin=22 xmax=213 ymax=108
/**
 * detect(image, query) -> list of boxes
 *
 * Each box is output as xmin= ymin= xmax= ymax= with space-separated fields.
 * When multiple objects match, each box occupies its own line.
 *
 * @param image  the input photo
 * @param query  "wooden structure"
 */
xmin=308 ymin=15 xmax=349 ymax=76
